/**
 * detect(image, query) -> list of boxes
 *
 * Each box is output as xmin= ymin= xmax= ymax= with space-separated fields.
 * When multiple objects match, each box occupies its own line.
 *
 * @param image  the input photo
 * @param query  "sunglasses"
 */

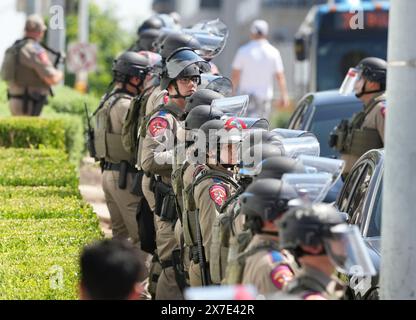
xmin=177 ymin=76 xmax=201 ymax=85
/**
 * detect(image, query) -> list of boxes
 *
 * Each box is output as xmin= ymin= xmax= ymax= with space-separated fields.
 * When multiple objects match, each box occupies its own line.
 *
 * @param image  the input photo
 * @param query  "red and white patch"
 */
xmin=224 ymin=117 xmax=247 ymax=130
xmin=270 ymin=265 xmax=293 ymax=290
xmin=209 ymin=184 xmax=227 ymax=206
xmin=37 ymin=50 xmax=49 ymax=65
xmin=148 ymin=117 xmax=168 ymax=137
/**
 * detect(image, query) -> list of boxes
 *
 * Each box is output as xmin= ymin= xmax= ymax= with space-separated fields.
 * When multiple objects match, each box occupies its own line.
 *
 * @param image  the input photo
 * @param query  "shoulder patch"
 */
xmin=303 ymin=292 xmax=327 ymax=300
xmin=209 ymin=184 xmax=228 ymax=207
xmin=148 ymin=116 xmax=168 ymax=137
xmin=37 ymin=50 xmax=49 ymax=64
xmin=270 ymin=265 xmax=293 ymax=290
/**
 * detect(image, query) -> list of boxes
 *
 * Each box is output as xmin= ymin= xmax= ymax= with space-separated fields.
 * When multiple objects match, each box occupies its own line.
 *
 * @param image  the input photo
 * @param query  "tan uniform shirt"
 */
xmin=193 ymin=165 xmax=236 ymax=262
xmin=140 ymin=101 xmax=183 ymax=263
xmin=8 ymin=38 xmax=55 ymax=95
xmin=141 ymin=105 xmax=181 ymax=180
xmin=242 ymin=234 xmax=294 ymax=295
xmin=342 ymin=93 xmax=386 ymax=173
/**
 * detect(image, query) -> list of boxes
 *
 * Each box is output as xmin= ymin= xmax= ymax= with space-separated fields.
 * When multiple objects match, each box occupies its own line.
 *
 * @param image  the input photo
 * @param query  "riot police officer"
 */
xmin=1 ymin=14 xmax=63 ymax=116
xmin=183 ymin=119 xmax=240 ymax=286
xmin=331 ymin=57 xmax=387 ymax=175
xmin=279 ymin=203 xmax=376 ymax=300
xmin=225 ymin=179 xmax=299 ymax=294
xmin=94 ymin=51 xmax=151 ymax=253
xmin=140 ymin=48 xmax=210 ymax=299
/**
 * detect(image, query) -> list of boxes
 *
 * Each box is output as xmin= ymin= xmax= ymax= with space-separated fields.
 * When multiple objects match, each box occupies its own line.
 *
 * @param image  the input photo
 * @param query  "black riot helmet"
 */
xmin=199 ymin=119 xmax=225 ymax=136
xmin=356 ymin=57 xmax=387 ymax=86
xmin=112 ymin=51 xmax=150 ymax=82
xmin=340 ymin=56 xmax=387 ymax=96
xmin=160 ymin=48 xmax=210 ymax=96
xmin=240 ymin=178 xmax=298 ymax=233
xmin=160 ymin=32 xmax=201 ymax=60
xmin=185 ymin=89 xmax=224 ymax=115
xmin=279 ymin=203 xmax=377 ymax=276
xmin=185 ymin=105 xmax=224 ymax=130
xmin=137 ymin=16 xmax=163 ymax=35
xmin=239 ymin=143 xmax=285 ymax=176
xmin=241 ymin=130 xmax=282 ymax=148
xmin=279 ymin=203 xmax=345 ymax=250
xmin=138 ymin=29 xmax=161 ymax=52
xmin=256 ymin=156 xmax=305 ymax=180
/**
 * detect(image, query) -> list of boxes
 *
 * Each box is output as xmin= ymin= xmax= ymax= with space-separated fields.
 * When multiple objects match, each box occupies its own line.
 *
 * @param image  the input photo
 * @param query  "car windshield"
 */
xmin=317 ymin=38 xmax=387 ymax=91
xmin=309 ymin=103 xmax=362 ymax=158
xmin=368 ymin=180 xmax=383 ymax=237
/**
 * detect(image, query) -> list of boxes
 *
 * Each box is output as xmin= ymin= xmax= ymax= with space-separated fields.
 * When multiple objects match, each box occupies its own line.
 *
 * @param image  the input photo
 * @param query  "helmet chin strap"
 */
xmin=355 ymin=80 xmax=384 ymax=98
xmin=169 ymin=81 xmax=192 ymax=99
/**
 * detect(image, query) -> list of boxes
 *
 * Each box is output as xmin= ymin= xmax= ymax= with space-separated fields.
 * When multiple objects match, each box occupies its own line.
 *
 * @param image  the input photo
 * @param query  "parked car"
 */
xmin=336 ymin=148 xmax=384 ymax=300
xmin=288 ymin=90 xmax=362 ymax=159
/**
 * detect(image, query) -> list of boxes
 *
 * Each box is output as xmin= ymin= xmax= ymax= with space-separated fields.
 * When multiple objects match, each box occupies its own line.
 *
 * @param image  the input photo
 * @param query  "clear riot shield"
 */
xmin=281 ymin=137 xmax=320 ymax=158
xmin=199 ymin=74 xmax=233 ymax=97
xmin=297 ymin=155 xmax=345 ymax=187
xmin=183 ymin=19 xmax=229 ymax=59
xmin=282 ymin=172 xmax=333 ymax=203
xmin=211 ymin=95 xmax=249 ymax=117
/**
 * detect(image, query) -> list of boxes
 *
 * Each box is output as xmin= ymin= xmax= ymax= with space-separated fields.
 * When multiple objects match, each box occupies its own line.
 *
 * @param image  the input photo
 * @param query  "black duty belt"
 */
xmin=7 ymin=91 xmax=46 ymax=102
xmin=103 ymin=162 xmax=137 ymax=173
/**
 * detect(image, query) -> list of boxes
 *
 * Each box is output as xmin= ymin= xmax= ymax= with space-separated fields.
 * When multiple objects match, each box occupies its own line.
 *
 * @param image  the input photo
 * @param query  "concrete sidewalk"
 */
xmin=78 ymin=157 xmax=112 ymax=238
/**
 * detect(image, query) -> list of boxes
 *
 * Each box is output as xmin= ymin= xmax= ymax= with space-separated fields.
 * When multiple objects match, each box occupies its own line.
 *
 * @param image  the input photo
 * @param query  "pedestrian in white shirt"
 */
xmin=231 ymin=19 xmax=289 ymax=119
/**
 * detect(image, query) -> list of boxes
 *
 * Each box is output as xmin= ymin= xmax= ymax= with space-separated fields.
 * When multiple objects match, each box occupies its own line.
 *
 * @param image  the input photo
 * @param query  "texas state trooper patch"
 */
xmin=270 ymin=265 xmax=293 ymax=290
xmin=209 ymin=184 xmax=227 ymax=207
xmin=34 ymin=43 xmax=49 ymax=64
xmin=148 ymin=117 xmax=168 ymax=137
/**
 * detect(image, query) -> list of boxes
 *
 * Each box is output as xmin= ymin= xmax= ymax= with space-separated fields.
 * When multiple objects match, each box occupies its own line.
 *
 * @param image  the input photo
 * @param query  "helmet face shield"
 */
xmin=281 ymin=137 xmax=320 ymax=158
xmin=166 ymin=49 xmax=211 ymax=79
xmin=281 ymin=172 xmax=333 ymax=203
xmin=184 ymin=19 xmax=229 ymax=59
xmin=199 ymin=74 xmax=233 ymax=97
xmin=271 ymin=128 xmax=316 ymax=139
xmin=324 ymin=224 xmax=376 ymax=276
xmin=298 ymin=155 xmax=345 ymax=188
xmin=339 ymin=68 xmax=363 ymax=96
xmin=211 ymin=95 xmax=249 ymax=117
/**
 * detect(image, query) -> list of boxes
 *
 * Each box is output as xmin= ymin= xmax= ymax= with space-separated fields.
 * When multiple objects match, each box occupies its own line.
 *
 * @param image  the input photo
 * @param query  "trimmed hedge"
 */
xmin=47 ymin=86 xmax=100 ymax=121
xmin=0 ymin=186 xmax=81 ymax=199
xmin=0 ymin=115 xmax=84 ymax=166
xmin=0 ymin=117 xmax=66 ymax=150
xmin=0 ymin=218 xmax=103 ymax=300
xmin=47 ymin=114 xmax=84 ymax=165
xmin=0 ymin=148 xmax=78 ymax=188
xmin=0 ymin=196 xmax=94 ymax=219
